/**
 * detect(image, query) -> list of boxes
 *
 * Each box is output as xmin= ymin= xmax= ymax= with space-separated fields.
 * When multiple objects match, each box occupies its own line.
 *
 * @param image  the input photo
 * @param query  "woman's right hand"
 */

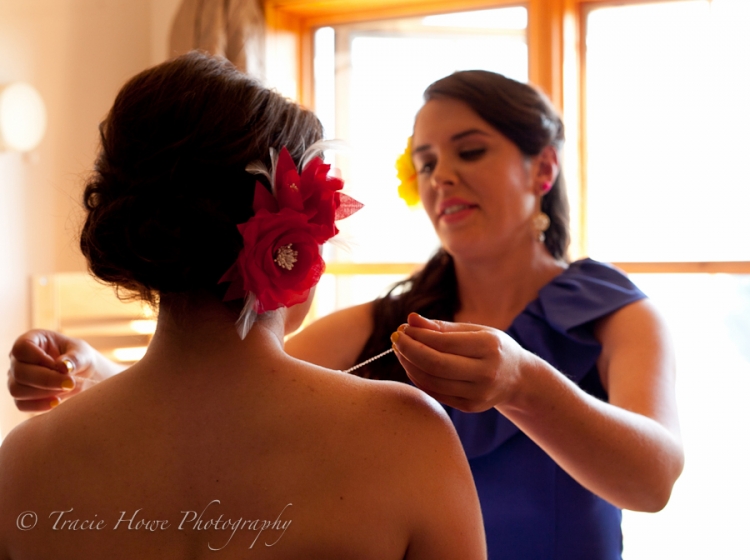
xmin=7 ymin=330 xmax=106 ymax=412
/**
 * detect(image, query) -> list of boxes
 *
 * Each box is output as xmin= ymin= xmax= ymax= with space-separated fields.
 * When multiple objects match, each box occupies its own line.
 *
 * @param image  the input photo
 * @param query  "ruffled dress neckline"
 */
xmin=448 ymin=258 xmax=646 ymax=459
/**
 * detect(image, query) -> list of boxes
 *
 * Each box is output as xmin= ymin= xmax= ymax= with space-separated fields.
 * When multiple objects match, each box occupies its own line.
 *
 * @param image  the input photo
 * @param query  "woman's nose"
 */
xmin=430 ymin=159 xmax=458 ymax=190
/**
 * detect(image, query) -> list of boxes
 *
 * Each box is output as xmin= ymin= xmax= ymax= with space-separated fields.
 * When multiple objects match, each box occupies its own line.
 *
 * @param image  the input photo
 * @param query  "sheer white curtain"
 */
xmin=169 ymin=0 xmax=265 ymax=78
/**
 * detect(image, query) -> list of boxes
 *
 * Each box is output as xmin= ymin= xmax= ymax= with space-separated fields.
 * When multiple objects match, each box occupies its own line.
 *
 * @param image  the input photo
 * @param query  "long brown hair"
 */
xmin=354 ymin=71 xmax=570 ymax=382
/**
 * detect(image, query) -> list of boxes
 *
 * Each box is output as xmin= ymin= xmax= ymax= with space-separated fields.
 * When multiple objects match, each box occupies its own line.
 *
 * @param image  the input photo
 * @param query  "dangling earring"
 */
xmin=533 ymin=212 xmax=550 ymax=243
xmin=534 ymin=181 xmax=552 ymax=242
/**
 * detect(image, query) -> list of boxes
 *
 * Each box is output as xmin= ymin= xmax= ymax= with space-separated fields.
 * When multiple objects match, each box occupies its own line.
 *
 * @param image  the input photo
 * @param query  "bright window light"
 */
xmin=313 ymin=7 xmax=528 ymax=311
xmin=129 ymin=319 xmax=156 ymax=335
xmin=585 ymin=1 xmax=750 ymax=557
xmin=623 ymin=272 xmax=750 ymax=559
xmin=585 ymin=0 xmax=750 ymax=262
xmin=113 ymin=346 xmax=147 ymax=362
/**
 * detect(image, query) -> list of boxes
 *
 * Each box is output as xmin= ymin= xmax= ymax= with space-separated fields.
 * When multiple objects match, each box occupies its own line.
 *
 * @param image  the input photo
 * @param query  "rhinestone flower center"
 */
xmin=274 ymin=244 xmax=298 ymax=271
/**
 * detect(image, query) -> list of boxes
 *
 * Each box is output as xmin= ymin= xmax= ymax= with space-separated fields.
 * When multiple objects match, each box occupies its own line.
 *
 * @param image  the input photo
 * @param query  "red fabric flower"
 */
xmin=220 ymin=208 xmax=324 ymax=312
xmin=219 ymin=146 xmax=362 ymax=316
xmin=253 ymin=148 xmax=363 ymax=243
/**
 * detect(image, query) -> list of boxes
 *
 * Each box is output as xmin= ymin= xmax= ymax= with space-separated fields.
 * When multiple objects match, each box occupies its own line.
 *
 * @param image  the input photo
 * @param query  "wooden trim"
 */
xmin=270 ymin=0 xmax=525 ymax=27
xmin=324 ymin=262 xmax=750 ymax=275
xmin=528 ymin=0 xmax=564 ymax=109
xmin=577 ymin=0 xmax=589 ymax=257
xmin=576 ymin=0 xmax=691 ymax=5
xmin=561 ymin=0 xmax=584 ymax=259
xmin=299 ymin=25 xmax=315 ymax=107
xmin=612 ymin=262 xmax=750 ymax=274
xmin=324 ymin=262 xmax=421 ymax=275
xmin=304 ymin=2 xmax=522 ymax=29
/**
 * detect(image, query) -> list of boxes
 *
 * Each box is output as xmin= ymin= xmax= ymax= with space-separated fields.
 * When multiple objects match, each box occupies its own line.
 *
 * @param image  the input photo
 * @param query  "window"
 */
xmin=584 ymin=0 xmax=750 ymax=262
xmin=582 ymin=1 xmax=750 ymax=556
xmin=311 ymin=7 xmax=529 ymax=317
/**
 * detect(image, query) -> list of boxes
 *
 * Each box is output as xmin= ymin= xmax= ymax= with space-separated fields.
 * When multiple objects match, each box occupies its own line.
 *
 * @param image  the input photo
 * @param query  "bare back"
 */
xmin=0 ymin=350 xmax=485 ymax=560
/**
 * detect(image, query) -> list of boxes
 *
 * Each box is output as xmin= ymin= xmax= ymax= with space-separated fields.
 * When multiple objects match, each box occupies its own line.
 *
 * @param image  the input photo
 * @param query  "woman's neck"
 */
xmin=452 ymin=240 xmax=566 ymax=330
xmin=136 ymin=293 xmax=288 ymax=382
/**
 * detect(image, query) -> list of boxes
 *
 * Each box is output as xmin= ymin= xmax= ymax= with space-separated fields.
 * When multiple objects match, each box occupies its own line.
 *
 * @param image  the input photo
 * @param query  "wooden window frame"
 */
xmin=265 ymin=0 xmax=750 ymax=276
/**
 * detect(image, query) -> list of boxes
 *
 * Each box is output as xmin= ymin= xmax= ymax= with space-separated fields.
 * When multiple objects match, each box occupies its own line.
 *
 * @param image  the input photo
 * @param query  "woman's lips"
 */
xmin=439 ymin=200 xmax=478 ymax=223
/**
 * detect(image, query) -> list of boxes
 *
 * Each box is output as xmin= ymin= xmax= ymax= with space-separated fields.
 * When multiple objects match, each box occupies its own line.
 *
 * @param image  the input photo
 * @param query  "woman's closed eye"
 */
xmin=459 ymin=148 xmax=486 ymax=161
xmin=417 ymin=159 xmax=436 ymax=175
xmin=416 ymin=147 xmax=485 ymax=175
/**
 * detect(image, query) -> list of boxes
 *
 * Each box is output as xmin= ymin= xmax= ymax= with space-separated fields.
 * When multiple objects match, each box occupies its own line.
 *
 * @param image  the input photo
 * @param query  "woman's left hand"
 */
xmin=391 ymin=312 xmax=533 ymax=413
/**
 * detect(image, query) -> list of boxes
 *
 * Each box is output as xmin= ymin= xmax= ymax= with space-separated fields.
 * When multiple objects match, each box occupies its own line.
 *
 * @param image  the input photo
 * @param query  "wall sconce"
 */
xmin=0 ymin=82 xmax=47 ymax=152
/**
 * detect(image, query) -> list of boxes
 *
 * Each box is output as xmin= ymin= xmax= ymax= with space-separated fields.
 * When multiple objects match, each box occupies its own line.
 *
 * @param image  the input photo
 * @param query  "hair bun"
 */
xmin=79 ymin=52 xmax=323 ymax=304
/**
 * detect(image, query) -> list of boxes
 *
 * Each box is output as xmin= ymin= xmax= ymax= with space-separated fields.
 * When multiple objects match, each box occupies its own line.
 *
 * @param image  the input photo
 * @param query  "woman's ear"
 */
xmin=535 ymin=145 xmax=560 ymax=193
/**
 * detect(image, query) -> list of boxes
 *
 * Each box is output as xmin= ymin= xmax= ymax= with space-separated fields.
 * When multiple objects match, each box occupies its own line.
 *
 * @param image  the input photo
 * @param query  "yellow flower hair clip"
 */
xmin=395 ymin=137 xmax=420 ymax=207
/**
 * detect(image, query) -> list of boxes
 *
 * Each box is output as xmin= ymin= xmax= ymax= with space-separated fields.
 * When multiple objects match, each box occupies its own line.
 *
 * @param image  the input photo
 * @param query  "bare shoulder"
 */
xmin=594 ymin=297 xmax=670 ymax=345
xmin=0 ymin=416 xmax=47 ymax=540
xmin=0 ymin=393 xmax=108 ymax=497
xmin=594 ymin=298 xmax=674 ymax=380
xmin=276 ymin=362 xmax=486 ymax=558
xmin=594 ymin=298 xmax=679 ymax=431
xmin=286 ymin=301 xmax=375 ymax=369
xmin=323 ymin=374 xmax=486 ymax=559
xmin=311 ymin=368 xmax=468 ymax=472
xmin=0 ymin=416 xmax=44 ymax=484
xmin=354 ymin=375 xmax=454 ymax=434
xmin=293 ymin=360 xmax=459 ymax=453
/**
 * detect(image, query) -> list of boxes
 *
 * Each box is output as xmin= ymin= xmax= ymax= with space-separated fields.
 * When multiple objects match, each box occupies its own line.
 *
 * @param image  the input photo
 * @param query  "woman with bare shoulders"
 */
xmin=0 ymin=52 xmax=485 ymax=560
xmin=7 ymin=69 xmax=683 ymax=559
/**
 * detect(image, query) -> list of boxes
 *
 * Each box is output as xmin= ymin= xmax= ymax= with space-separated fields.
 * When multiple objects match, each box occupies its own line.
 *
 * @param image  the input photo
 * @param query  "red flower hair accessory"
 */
xmin=219 ymin=144 xmax=363 ymax=338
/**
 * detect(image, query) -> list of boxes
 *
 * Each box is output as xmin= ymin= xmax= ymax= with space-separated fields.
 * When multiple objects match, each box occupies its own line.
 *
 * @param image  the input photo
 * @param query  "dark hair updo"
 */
xmin=354 ymin=71 xmax=570 ymax=382
xmin=79 ymin=52 xmax=323 ymax=305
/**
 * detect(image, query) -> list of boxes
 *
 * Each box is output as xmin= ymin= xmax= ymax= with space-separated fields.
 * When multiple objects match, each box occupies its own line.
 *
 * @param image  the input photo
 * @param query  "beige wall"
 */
xmin=0 ymin=0 xmax=181 ymax=438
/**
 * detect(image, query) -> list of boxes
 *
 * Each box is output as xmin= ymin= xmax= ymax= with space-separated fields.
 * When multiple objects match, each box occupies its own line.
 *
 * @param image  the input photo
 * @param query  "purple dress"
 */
xmin=447 ymin=259 xmax=646 ymax=560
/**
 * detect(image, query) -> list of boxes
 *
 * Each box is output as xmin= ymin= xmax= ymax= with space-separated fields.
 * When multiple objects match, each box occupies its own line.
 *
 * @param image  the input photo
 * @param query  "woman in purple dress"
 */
xmin=7 ymin=69 xmax=683 ymax=559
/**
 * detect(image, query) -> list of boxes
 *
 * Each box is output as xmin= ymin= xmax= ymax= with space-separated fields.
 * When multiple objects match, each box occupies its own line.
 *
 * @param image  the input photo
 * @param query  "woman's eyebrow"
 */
xmin=413 ymin=129 xmax=490 ymax=154
xmin=451 ymin=129 xmax=490 ymax=142
xmin=412 ymin=143 xmax=431 ymax=155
